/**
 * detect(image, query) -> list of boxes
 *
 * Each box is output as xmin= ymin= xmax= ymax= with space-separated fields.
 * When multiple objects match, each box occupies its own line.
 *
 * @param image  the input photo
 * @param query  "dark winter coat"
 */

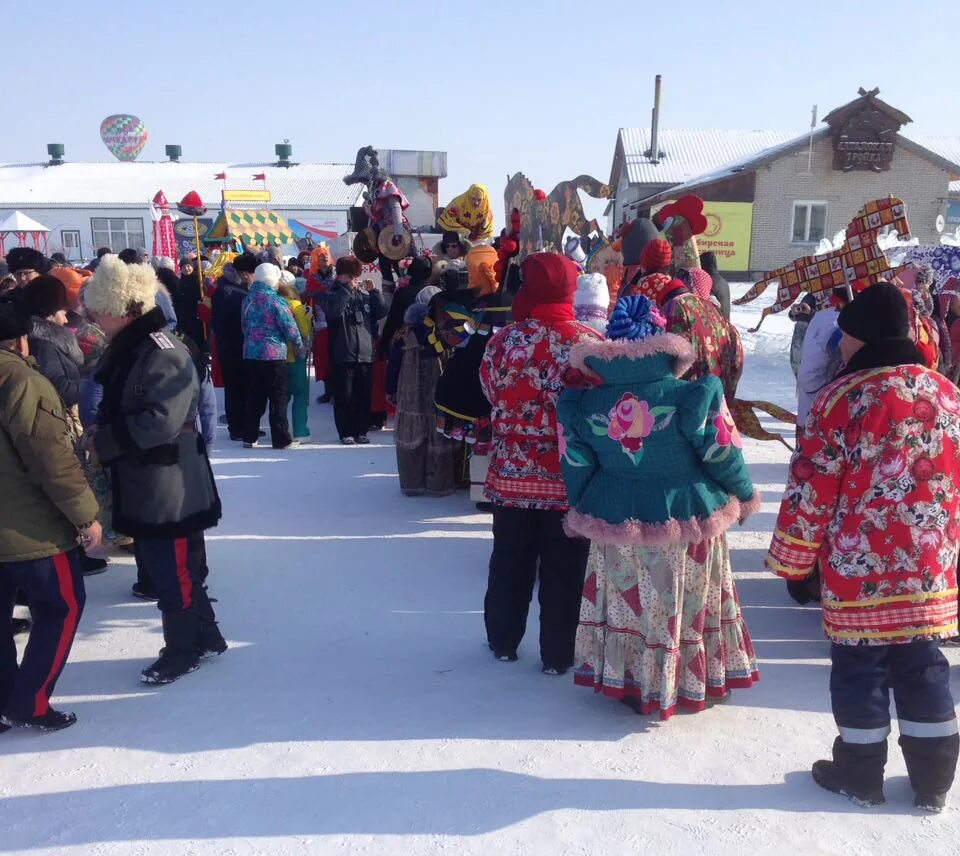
xmin=0 ymin=348 xmax=99 ymax=562
xmin=210 ymin=271 xmax=248 ymax=367
xmin=173 ymin=270 xmax=208 ymax=353
xmin=93 ymin=307 xmax=222 ymax=539
xmin=700 ymin=254 xmax=731 ymax=321
xmin=323 ymin=283 xmax=387 ymax=365
xmin=28 ymin=317 xmax=84 ymax=408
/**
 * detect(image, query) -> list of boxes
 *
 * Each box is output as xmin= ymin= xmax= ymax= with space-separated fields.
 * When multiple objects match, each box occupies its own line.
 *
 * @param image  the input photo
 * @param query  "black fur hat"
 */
xmin=5 ymin=247 xmax=47 ymax=275
xmin=0 ymin=290 xmax=32 ymax=339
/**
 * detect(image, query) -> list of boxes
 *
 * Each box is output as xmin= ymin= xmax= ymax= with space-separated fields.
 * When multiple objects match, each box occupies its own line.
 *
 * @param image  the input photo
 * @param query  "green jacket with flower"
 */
xmin=557 ymin=334 xmax=760 ymax=546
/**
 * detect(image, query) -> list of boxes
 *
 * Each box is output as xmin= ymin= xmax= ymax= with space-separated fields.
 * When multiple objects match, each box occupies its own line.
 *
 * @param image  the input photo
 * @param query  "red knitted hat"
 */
xmin=520 ymin=253 xmax=578 ymax=306
xmin=640 ymin=239 xmax=672 ymax=272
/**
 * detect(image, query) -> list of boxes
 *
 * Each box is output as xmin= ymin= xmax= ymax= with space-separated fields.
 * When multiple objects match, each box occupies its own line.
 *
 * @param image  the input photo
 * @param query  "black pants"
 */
xmin=0 ymin=550 xmax=85 ymax=719
xmin=220 ymin=354 xmax=246 ymax=438
xmin=242 ymin=359 xmax=291 ymax=448
xmin=830 ymin=641 xmax=959 ymax=797
xmin=484 ymin=507 xmax=590 ymax=669
xmin=331 ymin=362 xmax=372 ymax=440
xmin=135 ymin=536 xmax=218 ymax=656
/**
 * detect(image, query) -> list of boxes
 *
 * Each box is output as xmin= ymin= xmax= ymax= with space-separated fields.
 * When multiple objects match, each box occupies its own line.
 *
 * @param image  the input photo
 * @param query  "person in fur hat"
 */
xmin=85 ymin=255 xmax=226 ymax=685
xmin=240 ymin=263 xmax=304 ymax=449
xmin=480 ymin=253 xmax=601 ymax=674
xmin=5 ymin=247 xmax=47 ymax=287
xmin=769 ymin=284 xmax=960 ymax=812
xmin=0 ymin=289 xmax=102 ymax=731
xmin=574 ymin=273 xmax=610 ymax=334
xmin=558 ymin=295 xmax=760 ymax=719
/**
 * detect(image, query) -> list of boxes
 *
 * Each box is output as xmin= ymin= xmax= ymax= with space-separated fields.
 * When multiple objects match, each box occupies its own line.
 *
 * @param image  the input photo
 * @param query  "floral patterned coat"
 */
xmin=480 ymin=315 xmax=601 ymax=510
xmin=663 ymin=292 xmax=743 ymax=402
xmin=241 ymin=282 xmax=303 ymax=362
xmin=767 ymin=364 xmax=960 ymax=645
xmin=557 ymin=334 xmax=760 ymax=545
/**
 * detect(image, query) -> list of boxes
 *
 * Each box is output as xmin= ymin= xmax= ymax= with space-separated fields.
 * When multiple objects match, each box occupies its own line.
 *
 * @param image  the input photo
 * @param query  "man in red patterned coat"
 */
xmin=768 ymin=284 xmax=960 ymax=812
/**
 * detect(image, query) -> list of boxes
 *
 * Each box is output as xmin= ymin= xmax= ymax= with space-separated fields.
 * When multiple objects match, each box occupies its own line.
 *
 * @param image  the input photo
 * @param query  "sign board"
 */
xmin=653 ymin=200 xmax=754 ymax=271
xmin=222 ymin=189 xmax=272 ymax=203
xmin=947 ymin=201 xmax=960 ymax=230
xmin=173 ymin=217 xmax=213 ymax=256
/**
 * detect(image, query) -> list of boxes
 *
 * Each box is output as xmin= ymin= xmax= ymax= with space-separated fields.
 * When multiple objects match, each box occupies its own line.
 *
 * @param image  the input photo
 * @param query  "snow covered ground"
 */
xmin=2 ymin=285 xmax=958 ymax=855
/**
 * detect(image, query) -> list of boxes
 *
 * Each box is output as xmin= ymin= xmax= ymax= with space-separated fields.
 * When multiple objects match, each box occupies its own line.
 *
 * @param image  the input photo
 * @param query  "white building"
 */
xmin=0 ymin=148 xmax=447 ymax=262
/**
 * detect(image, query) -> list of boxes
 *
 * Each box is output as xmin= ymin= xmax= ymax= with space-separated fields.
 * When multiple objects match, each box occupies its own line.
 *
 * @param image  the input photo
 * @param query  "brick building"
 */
xmin=615 ymin=90 xmax=960 ymax=276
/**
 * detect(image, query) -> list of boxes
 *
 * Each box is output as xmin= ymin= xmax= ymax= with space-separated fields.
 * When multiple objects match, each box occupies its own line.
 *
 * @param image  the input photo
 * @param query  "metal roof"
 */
xmin=0 ymin=162 xmax=366 ymax=209
xmin=617 ymin=128 xmax=799 ymax=186
xmin=637 ymin=130 xmax=960 ymax=208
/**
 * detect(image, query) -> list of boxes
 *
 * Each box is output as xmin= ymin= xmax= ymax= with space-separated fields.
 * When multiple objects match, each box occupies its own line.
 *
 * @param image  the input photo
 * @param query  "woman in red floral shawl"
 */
xmin=768 ymin=284 xmax=960 ymax=812
xmin=480 ymin=253 xmax=601 ymax=674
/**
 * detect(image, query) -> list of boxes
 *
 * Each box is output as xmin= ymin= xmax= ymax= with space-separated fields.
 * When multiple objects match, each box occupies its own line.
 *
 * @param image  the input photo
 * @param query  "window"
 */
xmin=61 ymin=230 xmax=82 ymax=261
xmin=90 ymin=218 xmax=145 ymax=254
xmin=791 ymin=202 xmax=827 ymax=243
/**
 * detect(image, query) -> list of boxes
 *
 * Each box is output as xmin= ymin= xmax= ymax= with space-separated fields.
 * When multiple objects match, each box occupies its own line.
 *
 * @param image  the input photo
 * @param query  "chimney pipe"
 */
xmin=649 ymin=74 xmax=662 ymax=165
xmin=47 ymin=143 xmax=65 ymax=166
xmin=275 ymin=141 xmax=293 ymax=168
xmin=165 ymin=144 xmax=182 ymax=162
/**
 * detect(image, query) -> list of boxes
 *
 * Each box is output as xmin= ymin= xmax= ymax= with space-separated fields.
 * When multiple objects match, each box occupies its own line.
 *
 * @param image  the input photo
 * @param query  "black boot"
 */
xmin=900 ymin=732 xmax=959 ymax=813
xmin=812 ymin=736 xmax=887 ymax=807
xmin=78 ymin=546 xmax=108 ymax=577
xmin=140 ymin=611 xmax=201 ymax=685
xmin=193 ymin=585 xmax=227 ymax=658
xmin=1 ymin=708 xmax=77 ymax=731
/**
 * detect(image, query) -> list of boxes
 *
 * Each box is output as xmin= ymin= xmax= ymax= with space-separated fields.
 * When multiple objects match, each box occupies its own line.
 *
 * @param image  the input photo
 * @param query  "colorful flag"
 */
xmin=214 ymin=172 xmax=226 ymax=180
xmin=253 ymin=173 xmax=266 ymax=181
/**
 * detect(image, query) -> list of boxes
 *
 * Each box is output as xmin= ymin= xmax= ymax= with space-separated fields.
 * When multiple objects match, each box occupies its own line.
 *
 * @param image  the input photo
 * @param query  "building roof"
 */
xmin=0 ymin=210 xmax=49 ymax=233
xmin=613 ymin=128 xmax=800 ymax=188
xmin=0 ymin=162 xmax=366 ymax=210
xmin=822 ymin=89 xmax=913 ymax=129
xmin=636 ymin=129 xmax=960 ymax=207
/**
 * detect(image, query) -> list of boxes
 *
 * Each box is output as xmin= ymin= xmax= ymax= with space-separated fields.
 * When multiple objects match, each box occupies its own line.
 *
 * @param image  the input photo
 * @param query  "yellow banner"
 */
xmin=696 ymin=201 xmax=753 ymax=270
xmin=222 ymin=189 xmax=272 ymax=203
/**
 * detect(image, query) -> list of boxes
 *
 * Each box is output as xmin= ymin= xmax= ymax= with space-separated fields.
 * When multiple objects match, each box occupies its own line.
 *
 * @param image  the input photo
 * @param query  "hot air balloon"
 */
xmin=99 ymin=114 xmax=148 ymax=161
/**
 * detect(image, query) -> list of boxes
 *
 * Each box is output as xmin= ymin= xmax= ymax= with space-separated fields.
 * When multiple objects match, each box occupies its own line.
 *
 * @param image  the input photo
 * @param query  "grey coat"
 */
xmin=323 ymin=283 xmax=387 ymax=364
xmin=93 ymin=307 xmax=221 ymax=539
xmin=29 ymin=317 xmax=84 ymax=408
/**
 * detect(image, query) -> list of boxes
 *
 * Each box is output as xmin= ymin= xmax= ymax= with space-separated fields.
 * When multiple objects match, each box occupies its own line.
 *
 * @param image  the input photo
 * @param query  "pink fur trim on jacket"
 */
xmin=567 ymin=333 xmax=696 ymax=379
xmin=564 ymin=492 xmax=762 ymax=546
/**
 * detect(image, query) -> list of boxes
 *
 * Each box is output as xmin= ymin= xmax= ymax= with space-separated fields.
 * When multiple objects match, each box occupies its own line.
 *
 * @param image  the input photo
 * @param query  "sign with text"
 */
xmin=222 ymin=189 xmax=272 ymax=203
xmin=695 ymin=201 xmax=754 ymax=271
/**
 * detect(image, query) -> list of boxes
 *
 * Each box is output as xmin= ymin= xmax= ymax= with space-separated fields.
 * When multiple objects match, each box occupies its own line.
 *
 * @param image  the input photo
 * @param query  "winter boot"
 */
xmin=131 ymin=581 xmax=159 ymax=601
xmin=78 ymin=547 xmax=108 ymax=576
xmin=811 ymin=737 xmax=887 ymax=807
xmin=11 ymin=617 xmax=31 ymax=636
xmin=192 ymin=584 xmax=226 ymax=658
xmin=900 ymin=732 xmax=959 ymax=814
xmin=140 ymin=610 xmax=201 ymax=685
xmin=1 ymin=708 xmax=77 ymax=731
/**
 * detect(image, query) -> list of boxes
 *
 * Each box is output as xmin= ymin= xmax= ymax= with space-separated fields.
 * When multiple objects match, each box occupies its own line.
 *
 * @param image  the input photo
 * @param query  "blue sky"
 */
xmin=3 ymin=0 xmax=953 ymax=221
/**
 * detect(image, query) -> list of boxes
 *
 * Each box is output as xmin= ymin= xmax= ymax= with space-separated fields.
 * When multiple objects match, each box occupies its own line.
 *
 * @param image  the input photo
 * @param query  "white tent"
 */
xmin=0 ymin=209 xmax=50 ymax=255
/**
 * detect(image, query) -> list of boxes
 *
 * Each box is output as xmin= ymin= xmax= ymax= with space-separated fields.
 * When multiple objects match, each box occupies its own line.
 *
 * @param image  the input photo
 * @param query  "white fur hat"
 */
xmin=575 ymin=273 xmax=609 ymax=309
xmin=255 ymin=263 xmax=281 ymax=290
xmin=279 ymin=269 xmax=296 ymax=287
xmin=84 ymin=254 xmax=159 ymax=318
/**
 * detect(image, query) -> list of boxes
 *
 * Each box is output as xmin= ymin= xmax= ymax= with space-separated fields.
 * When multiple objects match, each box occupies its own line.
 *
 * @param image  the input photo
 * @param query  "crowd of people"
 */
xmin=2 ymin=196 xmax=960 ymax=816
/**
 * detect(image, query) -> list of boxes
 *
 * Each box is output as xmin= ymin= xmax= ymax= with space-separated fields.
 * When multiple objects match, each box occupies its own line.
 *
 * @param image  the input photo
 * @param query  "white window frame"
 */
xmin=90 ymin=217 xmax=146 ymax=254
xmin=791 ymin=201 xmax=828 ymax=244
xmin=61 ymin=229 xmax=82 ymax=261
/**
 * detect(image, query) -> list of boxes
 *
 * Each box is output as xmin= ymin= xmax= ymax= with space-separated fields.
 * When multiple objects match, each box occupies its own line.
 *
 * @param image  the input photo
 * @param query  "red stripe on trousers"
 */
xmin=174 ymin=538 xmax=193 ymax=609
xmin=34 ymin=552 xmax=80 ymax=717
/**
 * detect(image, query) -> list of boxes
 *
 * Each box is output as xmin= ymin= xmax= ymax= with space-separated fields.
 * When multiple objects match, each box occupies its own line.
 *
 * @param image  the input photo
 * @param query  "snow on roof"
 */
xmin=0 ymin=209 xmax=49 ymax=232
xmin=617 ymin=128 xmax=799 ymax=186
xmin=637 ymin=129 xmax=960 ymax=207
xmin=0 ymin=162 xmax=366 ymax=209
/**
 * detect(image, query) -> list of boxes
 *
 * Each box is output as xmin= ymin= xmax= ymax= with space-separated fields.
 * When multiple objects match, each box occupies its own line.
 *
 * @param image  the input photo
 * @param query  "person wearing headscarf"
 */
xmin=557 ymin=295 xmax=760 ymax=720
xmin=768 ymin=284 xmax=960 ymax=811
xmin=385 ymin=283 xmax=455 ymax=496
xmin=574 ymin=273 xmax=610 ymax=335
xmin=438 ymin=184 xmax=495 ymax=242
xmin=625 ymin=240 xmax=743 ymax=404
xmin=480 ymin=253 xmax=601 ymax=674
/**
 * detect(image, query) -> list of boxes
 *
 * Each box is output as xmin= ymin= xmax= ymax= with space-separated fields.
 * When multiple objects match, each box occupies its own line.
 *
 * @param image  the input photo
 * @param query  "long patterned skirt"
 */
xmin=574 ymin=535 xmax=758 ymax=720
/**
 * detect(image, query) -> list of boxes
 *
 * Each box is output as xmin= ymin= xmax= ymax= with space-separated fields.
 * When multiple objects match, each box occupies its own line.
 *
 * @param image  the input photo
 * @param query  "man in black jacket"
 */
xmin=211 ymin=253 xmax=257 ymax=440
xmin=85 ymin=256 xmax=225 ymax=685
xmin=323 ymin=256 xmax=387 ymax=444
xmin=700 ymin=251 xmax=731 ymax=321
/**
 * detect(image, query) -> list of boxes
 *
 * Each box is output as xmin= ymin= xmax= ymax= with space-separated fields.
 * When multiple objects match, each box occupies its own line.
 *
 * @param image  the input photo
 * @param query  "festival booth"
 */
xmin=0 ymin=210 xmax=50 ymax=256
xmin=203 ymin=208 xmax=299 ymax=251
